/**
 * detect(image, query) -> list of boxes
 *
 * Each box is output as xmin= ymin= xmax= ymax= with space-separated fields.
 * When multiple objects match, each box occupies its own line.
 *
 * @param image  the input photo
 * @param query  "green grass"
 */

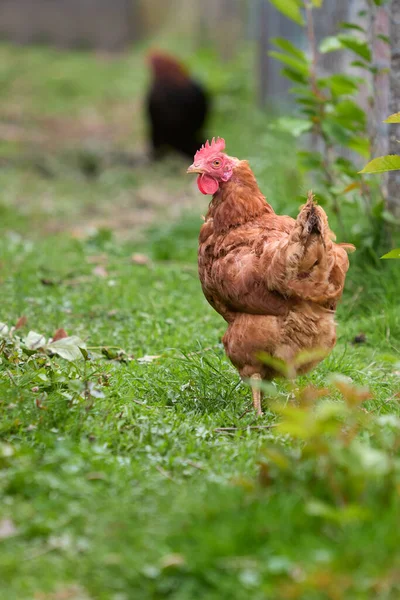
xmin=0 ymin=41 xmax=400 ymax=600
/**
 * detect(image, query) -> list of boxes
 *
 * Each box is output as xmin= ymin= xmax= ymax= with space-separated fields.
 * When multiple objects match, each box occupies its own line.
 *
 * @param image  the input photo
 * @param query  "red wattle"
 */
xmin=197 ymin=174 xmax=219 ymax=196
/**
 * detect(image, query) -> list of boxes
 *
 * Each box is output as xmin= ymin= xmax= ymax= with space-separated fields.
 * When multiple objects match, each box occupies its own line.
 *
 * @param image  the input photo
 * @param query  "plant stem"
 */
xmin=304 ymin=0 xmax=345 ymax=236
xmin=304 ymin=0 xmax=318 ymax=96
xmin=367 ymin=0 xmax=379 ymax=159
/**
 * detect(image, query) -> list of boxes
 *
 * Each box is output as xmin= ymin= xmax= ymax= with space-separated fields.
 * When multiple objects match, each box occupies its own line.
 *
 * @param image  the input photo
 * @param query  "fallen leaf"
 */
xmin=40 ymin=278 xmax=57 ymax=286
xmin=160 ymin=553 xmax=186 ymax=569
xmin=86 ymin=472 xmax=106 ymax=480
xmin=0 ymin=518 xmax=17 ymax=539
xmin=87 ymin=253 xmax=108 ymax=265
xmin=64 ymin=276 xmax=93 ymax=287
xmin=258 ymin=462 xmax=272 ymax=487
xmin=52 ymin=328 xmax=68 ymax=342
xmin=0 ymin=443 xmax=14 ymax=456
xmin=137 ymin=354 xmax=161 ymax=363
xmin=24 ymin=331 xmax=47 ymax=350
xmin=296 ymin=385 xmax=330 ymax=406
xmin=0 ymin=322 xmax=9 ymax=337
xmin=331 ymin=375 xmax=372 ymax=406
xmin=339 ymin=181 xmax=361 ymax=195
xmin=34 ymin=585 xmax=92 ymax=600
xmin=35 ymin=398 xmax=48 ymax=410
xmin=48 ymin=336 xmax=87 ymax=361
xmin=92 ymin=265 xmax=108 ymax=278
xmin=15 ymin=315 xmax=27 ymax=329
xmin=131 ymin=253 xmax=152 ymax=266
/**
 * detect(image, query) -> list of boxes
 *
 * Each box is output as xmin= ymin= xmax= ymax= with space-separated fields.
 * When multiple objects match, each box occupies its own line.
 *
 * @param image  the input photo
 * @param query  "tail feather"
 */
xmin=338 ymin=243 xmax=356 ymax=254
xmin=302 ymin=192 xmax=322 ymax=236
xmin=267 ymin=191 xmax=354 ymax=304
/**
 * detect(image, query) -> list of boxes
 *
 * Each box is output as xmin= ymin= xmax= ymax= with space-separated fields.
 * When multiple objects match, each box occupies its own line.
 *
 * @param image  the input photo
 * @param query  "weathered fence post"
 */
xmin=388 ymin=0 xmax=400 ymax=218
xmin=257 ymin=0 xmax=269 ymax=107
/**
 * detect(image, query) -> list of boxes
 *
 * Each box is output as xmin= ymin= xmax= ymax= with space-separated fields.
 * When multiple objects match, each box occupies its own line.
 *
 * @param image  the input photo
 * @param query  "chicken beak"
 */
xmin=187 ymin=163 xmax=204 ymax=174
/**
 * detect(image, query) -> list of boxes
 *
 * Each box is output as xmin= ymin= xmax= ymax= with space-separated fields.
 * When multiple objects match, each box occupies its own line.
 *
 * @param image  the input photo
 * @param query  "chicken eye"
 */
xmin=212 ymin=159 xmax=221 ymax=168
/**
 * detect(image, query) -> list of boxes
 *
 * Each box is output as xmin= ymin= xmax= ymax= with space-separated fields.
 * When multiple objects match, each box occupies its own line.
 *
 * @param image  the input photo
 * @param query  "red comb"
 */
xmin=194 ymin=137 xmax=225 ymax=161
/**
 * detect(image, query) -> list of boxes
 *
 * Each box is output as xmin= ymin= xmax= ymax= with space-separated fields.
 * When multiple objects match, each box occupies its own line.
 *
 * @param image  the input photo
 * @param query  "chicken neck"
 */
xmin=206 ymin=161 xmax=274 ymax=233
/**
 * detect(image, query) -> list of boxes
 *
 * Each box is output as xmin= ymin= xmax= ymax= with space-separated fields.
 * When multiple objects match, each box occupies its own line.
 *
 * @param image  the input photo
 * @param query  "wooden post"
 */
xmin=388 ymin=0 xmax=400 ymax=218
xmin=257 ymin=0 xmax=269 ymax=107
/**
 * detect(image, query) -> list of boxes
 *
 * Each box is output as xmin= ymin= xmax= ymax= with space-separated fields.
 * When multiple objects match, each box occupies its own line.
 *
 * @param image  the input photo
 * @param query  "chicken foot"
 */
xmin=250 ymin=373 xmax=263 ymax=416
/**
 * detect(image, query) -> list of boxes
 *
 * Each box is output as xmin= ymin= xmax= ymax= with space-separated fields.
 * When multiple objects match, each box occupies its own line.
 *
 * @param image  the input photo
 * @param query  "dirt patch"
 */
xmin=0 ymin=105 xmax=207 ymax=239
xmin=49 ymin=180 xmax=205 ymax=240
xmin=0 ymin=99 xmax=141 ymax=149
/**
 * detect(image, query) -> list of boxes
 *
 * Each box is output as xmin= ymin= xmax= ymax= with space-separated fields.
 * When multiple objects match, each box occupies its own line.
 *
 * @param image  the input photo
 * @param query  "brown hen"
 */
xmin=187 ymin=138 xmax=355 ymax=416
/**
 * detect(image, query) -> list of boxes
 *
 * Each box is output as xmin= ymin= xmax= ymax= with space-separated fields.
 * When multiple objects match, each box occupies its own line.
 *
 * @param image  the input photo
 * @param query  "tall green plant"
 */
xmin=267 ymin=0 xmax=390 ymax=255
xmin=360 ymin=111 xmax=400 ymax=258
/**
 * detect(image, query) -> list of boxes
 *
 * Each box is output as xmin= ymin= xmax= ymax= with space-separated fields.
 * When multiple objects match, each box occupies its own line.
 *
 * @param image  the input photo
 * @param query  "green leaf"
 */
xmin=275 ymin=117 xmax=313 ymax=137
xmin=384 ymin=112 xmax=400 ymax=124
xmin=297 ymin=151 xmax=323 ymax=170
xmin=310 ymin=0 xmax=323 ymax=6
xmin=306 ymin=500 xmax=370 ymax=523
xmin=381 ymin=248 xmax=400 ymax=259
xmin=350 ymin=60 xmax=372 ymax=72
xmin=334 ymin=99 xmax=367 ymax=129
xmin=318 ymin=74 xmax=361 ymax=96
xmin=359 ymin=155 xmax=400 ymax=174
xmin=335 ymin=156 xmax=358 ymax=178
xmin=338 ymin=35 xmax=372 ymax=62
xmin=282 ymin=68 xmax=308 ymax=85
xmin=377 ymin=33 xmax=390 ymax=44
xmin=289 ymin=87 xmax=317 ymax=99
xmin=382 ymin=210 xmax=400 ymax=225
xmin=322 ymin=120 xmax=351 ymax=145
xmin=268 ymin=0 xmax=304 ymax=25
xmin=339 ymin=22 xmax=365 ymax=33
xmin=271 ymin=37 xmax=307 ymax=62
xmin=352 ymin=443 xmax=391 ymax=476
xmin=257 ymin=352 xmax=291 ymax=377
xmin=294 ymin=348 xmax=330 ymax=368
xmin=320 ymin=34 xmax=371 ymax=62
xmin=319 ymin=36 xmax=342 ymax=53
xmin=372 ymin=199 xmax=384 ymax=220
xmin=377 ymin=415 xmax=400 ymax=428
xmin=48 ymin=336 xmax=87 ymax=361
xmin=262 ymin=448 xmax=290 ymax=471
xmin=268 ymin=51 xmax=309 ymax=75
xmin=0 ymin=443 xmax=14 ymax=458
xmin=297 ymin=96 xmax=319 ymax=108
xmin=347 ymin=137 xmax=370 ymax=158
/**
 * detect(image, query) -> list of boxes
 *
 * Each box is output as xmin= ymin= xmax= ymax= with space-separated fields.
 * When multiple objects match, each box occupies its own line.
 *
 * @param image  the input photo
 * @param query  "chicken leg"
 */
xmin=250 ymin=373 xmax=263 ymax=416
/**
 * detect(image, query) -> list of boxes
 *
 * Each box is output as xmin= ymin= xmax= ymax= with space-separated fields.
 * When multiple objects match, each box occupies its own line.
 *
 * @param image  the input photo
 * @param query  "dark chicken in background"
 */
xmin=146 ymin=51 xmax=210 ymax=159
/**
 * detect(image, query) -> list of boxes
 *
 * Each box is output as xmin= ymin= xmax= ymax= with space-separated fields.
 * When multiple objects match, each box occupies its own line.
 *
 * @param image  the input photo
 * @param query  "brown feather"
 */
xmin=147 ymin=51 xmax=189 ymax=84
xmin=198 ymin=162 xmax=355 ymax=383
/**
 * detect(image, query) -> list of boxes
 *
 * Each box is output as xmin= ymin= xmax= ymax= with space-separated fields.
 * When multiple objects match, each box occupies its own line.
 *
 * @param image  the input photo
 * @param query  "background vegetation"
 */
xmin=0 ymin=1 xmax=399 ymax=598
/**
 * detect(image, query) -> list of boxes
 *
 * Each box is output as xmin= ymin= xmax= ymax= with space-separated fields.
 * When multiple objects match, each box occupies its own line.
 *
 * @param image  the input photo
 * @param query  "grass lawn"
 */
xmin=0 ymin=42 xmax=400 ymax=599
